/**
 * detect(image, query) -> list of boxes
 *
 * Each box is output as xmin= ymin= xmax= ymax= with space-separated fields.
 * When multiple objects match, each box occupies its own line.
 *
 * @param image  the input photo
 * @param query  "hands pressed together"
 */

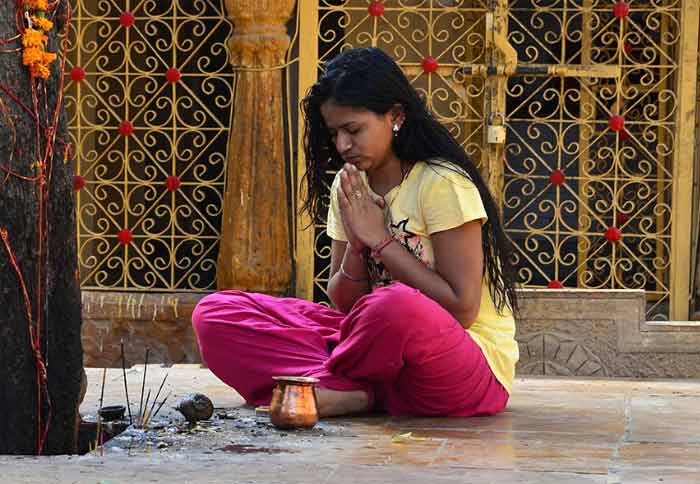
xmin=337 ymin=163 xmax=391 ymax=254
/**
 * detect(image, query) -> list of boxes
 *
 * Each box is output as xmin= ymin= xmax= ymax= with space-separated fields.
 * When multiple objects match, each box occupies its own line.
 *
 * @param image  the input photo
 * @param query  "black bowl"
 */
xmin=99 ymin=405 xmax=126 ymax=422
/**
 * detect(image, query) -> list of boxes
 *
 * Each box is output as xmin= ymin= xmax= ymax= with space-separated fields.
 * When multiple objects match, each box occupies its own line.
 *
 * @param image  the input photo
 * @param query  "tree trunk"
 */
xmin=0 ymin=2 xmax=82 ymax=454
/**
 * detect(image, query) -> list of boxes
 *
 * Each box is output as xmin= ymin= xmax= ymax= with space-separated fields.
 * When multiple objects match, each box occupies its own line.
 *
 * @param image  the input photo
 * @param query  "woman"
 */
xmin=192 ymin=47 xmax=519 ymax=417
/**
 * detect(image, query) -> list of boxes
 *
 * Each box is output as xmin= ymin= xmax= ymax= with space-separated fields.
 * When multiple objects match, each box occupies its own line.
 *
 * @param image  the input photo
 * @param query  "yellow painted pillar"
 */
xmin=669 ymin=0 xmax=699 ymax=320
xmin=219 ymin=0 xmax=296 ymax=294
xmin=294 ymin=0 xmax=318 ymax=301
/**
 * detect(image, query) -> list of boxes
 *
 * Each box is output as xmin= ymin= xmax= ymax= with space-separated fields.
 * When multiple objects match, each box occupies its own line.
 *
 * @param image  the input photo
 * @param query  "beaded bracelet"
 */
xmin=339 ymin=262 xmax=368 ymax=283
xmin=370 ymin=234 xmax=394 ymax=259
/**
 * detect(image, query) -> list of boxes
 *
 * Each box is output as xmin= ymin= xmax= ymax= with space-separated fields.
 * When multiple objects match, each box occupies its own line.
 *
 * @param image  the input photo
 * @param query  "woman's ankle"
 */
xmin=314 ymin=387 xmax=370 ymax=417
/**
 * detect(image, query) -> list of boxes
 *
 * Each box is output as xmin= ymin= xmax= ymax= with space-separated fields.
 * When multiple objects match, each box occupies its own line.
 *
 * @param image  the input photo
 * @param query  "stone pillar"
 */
xmin=218 ymin=0 xmax=295 ymax=294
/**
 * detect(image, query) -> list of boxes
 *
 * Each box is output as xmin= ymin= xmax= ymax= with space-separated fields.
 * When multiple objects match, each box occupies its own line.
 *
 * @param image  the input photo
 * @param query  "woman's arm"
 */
xmin=373 ymin=220 xmax=483 ymax=328
xmin=327 ymin=240 xmax=371 ymax=313
xmin=334 ymin=162 xmax=484 ymax=326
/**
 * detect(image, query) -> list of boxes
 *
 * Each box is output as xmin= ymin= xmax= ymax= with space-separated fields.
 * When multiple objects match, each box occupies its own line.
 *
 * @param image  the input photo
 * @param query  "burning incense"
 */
xmin=149 ymin=391 xmax=171 ymax=423
xmin=95 ymin=367 xmax=107 ymax=453
xmin=144 ymin=373 xmax=168 ymax=428
xmin=140 ymin=389 xmax=152 ymax=427
xmin=136 ymin=347 xmax=150 ymax=423
xmin=120 ymin=340 xmax=133 ymax=425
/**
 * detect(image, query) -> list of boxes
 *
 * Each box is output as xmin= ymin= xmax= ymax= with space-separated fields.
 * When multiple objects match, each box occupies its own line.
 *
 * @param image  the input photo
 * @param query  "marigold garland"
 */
xmin=28 ymin=0 xmax=49 ymax=10
xmin=21 ymin=1 xmax=55 ymax=79
xmin=21 ymin=28 xmax=46 ymax=47
xmin=31 ymin=16 xmax=54 ymax=32
xmin=29 ymin=60 xmax=51 ymax=79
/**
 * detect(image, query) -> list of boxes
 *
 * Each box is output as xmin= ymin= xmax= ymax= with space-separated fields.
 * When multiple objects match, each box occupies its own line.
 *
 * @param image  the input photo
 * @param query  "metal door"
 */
xmin=295 ymin=0 xmax=697 ymax=321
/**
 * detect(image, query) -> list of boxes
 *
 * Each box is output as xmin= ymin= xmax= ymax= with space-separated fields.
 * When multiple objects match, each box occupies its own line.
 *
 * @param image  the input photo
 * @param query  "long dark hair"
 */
xmin=301 ymin=47 xmax=518 ymax=315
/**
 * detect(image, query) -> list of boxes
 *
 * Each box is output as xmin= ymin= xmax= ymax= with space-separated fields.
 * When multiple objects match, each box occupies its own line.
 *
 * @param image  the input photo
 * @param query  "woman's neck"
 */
xmin=367 ymin=155 xmax=405 ymax=196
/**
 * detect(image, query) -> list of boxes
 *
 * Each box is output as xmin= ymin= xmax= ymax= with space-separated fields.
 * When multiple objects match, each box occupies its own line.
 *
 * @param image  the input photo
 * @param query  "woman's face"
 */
xmin=320 ymin=100 xmax=397 ymax=173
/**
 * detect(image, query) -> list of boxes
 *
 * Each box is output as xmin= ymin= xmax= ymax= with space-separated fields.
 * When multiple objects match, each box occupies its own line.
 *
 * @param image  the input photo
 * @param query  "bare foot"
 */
xmin=314 ymin=387 xmax=370 ymax=417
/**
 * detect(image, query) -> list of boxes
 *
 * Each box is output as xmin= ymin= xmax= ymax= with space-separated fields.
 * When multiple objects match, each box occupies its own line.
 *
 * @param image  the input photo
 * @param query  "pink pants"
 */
xmin=191 ymin=282 xmax=508 ymax=416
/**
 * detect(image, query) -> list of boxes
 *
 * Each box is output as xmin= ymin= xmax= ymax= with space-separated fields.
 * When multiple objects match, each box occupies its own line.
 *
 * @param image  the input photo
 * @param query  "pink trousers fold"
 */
xmin=191 ymin=282 xmax=508 ymax=417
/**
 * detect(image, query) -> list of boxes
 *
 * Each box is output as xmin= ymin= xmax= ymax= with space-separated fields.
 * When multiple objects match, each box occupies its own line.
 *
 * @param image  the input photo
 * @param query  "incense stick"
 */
xmin=149 ymin=391 xmax=171 ymax=423
xmin=98 ymin=367 xmax=107 ymax=412
xmin=144 ymin=373 xmax=168 ymax=428
xmin=120 ymin=340 xmax=133 ymax=425
xmin=137 ymin=347 xmax=150 ymax=423
xmin=140 ymin=389 xmax=151 ymax=427
xmin=95 ymin=367 xmax=107 ymax=453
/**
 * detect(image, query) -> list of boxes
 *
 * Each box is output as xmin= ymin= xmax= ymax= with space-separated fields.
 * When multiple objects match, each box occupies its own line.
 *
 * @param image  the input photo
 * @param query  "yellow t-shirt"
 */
xmin=326 ymin=160 xmax=519 ymax=394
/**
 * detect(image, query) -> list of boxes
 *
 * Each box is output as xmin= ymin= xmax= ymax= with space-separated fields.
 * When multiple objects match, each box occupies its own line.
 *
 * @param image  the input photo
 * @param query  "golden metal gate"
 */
xmin=66 ymin=0 xmax=234 ymax=292
xmin=294 ymin=0 xmax=699 ymax=321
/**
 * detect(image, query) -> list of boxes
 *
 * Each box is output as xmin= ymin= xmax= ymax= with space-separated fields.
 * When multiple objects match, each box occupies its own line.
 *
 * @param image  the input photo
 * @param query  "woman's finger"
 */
xmin=353 ymin=164 xmax=371 ymax=198
xmin=337 ymin=184 xmax=360 ymax=242
xmin=337 ymin=183 xmax=350 ymax=211
xmin=346 ymin=164 xmax=369 ymax=201
xmin=339 ymin=169 xmax=355 ymax=200
xmin=345 ymin=163 xmax=362 ymax=195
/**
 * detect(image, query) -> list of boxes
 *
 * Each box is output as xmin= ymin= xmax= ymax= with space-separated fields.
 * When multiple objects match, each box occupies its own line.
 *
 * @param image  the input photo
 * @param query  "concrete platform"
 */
xmin=2 ymin=367 xmax=700 ymax=483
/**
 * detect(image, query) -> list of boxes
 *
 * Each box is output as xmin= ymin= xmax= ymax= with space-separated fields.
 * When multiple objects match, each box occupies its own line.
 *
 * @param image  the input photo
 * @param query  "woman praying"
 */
xmin=192 ymin=47 xmax=519 ymax=418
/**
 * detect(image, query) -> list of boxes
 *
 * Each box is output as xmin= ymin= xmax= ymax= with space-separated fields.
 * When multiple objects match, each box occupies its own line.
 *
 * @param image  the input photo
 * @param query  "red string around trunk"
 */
xmin=0 ymin=0 xmax=72 ymax=454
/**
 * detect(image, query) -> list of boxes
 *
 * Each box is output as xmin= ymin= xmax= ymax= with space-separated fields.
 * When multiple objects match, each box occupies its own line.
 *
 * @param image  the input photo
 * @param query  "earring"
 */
xmin=392 ymin=123 xmax=400 ymax=137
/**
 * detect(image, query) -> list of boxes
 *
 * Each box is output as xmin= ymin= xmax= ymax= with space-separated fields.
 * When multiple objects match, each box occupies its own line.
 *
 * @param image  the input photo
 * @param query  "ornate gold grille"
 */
xmin=295 ymin=0 xmax=698 ymax=320
xmin=63 ymin=0 xmax=698 ymax=319
xmin=65 ymin=0 xmax=234 ymax=291
xmin=504 ymin=0 xmax=683 ymax=320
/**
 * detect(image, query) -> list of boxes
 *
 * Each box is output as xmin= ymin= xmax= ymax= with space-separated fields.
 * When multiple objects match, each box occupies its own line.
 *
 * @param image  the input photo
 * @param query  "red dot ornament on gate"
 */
xmin=120 ymin=11 xmax=135 ymax=28
xmin=613 ymin=1 xmax=630 ymax=19
xmin=422 ymin=56 xmax=439 ymax=74
xmin=70 ymin=66 xmax=86 ymax=82
xmin=119 ymin=120 xmax=134 ymax=137
xmin=547 ymin=280 xmax=564 ymax=289
xmin=73 ymin=175 xmax=85 ymax=192
xmin=368 ymin=1 xmax=384 ymax=17
xmin=118 ymin=229 xmax=133 ymax=245
xmin=166 ymin=175 xmax=181 ymax=192
xmin=166 ymin=67 xmax=181 ymax=84
xmin=605 ymin=226 xmax=622 ymax=243
xmin=608 ymin=115 xmax=624 ymax=132
xmin=550 ymin=169 xmax=566 ymax=186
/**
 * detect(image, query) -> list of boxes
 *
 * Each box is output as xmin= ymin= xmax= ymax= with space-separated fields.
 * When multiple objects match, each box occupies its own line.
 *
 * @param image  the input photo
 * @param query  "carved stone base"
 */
xmin=517 ymin=289 xmax=700 ymax=378
xmin=82 ymin=289 xmax=700 ymax=378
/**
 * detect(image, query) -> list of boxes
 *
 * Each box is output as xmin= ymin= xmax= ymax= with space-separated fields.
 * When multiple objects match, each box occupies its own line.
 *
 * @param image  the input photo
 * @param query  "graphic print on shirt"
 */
xmin=367 ymin=218 xmax=430 ymax=287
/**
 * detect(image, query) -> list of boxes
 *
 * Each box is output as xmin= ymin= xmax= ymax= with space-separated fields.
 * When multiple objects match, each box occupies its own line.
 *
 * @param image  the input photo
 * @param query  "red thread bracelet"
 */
xmin=370 ymin=234 xmax=394 ymax=259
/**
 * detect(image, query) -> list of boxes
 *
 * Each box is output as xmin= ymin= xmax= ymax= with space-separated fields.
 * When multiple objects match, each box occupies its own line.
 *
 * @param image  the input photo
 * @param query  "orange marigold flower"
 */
xmin=41 ymin=50 xmax=57 ymax=64
xmin=22 ymin=29 xmax=47 ymax=48
xmin=31 ymin=16 xmax=54 ymax=31
xmin=22 ymin=47 xmax=43 ymax=65
xmin=28 ymin=0 xmax=49 ymax=10
xmin=30 ymin=62 xmax=50 ymax=79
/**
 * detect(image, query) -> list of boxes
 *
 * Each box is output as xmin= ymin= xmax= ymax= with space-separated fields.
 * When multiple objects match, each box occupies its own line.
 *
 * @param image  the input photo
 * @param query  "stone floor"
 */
xmin=2 ymin=366 xmax=700 ymax=483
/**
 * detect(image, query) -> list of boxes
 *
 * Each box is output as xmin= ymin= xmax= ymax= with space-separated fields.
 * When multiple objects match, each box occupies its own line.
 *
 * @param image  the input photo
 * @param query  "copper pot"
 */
xmin=269 ymin=376 xmax=319 ymax=430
